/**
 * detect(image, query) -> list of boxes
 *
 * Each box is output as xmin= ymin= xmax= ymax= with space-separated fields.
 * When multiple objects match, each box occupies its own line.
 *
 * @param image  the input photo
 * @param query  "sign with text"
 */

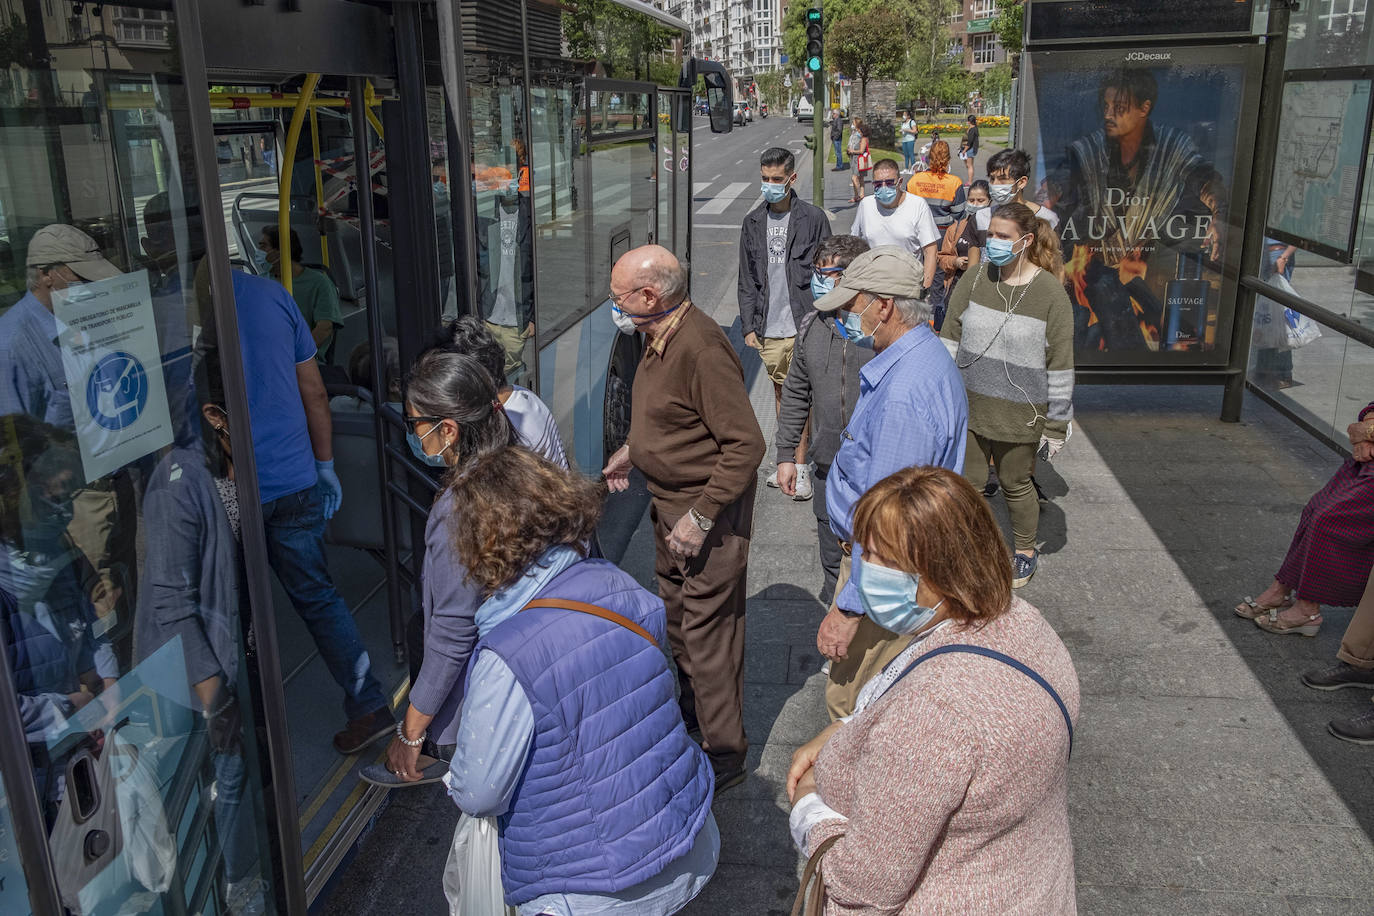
xmin=1023 ymin=43 xmax=1262 ymax=366
xmin=1027 ymin=0 xmax=1256 ymax=45
xmin=53 ymin=271 xmax=173 ymax=481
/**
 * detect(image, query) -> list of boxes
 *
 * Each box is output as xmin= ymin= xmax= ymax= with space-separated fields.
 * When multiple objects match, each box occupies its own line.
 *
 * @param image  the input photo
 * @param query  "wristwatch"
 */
xmin=688 ymin=507 xmax=714 ymax=532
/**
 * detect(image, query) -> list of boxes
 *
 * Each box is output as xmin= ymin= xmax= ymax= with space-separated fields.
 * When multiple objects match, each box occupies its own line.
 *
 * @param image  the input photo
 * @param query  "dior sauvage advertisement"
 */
xmin=1023 ymin=44 xmax=1262 ymax=366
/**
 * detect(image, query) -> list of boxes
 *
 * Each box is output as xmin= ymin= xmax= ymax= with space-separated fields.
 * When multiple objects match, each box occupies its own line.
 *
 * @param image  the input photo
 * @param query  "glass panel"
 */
xmin=1249 ymin=308 xmax=1349 ymax=440
xmin=675 ymin=113 xmax=692 ymax=267
xmin=530 ymin=79 xmax=588 ymax=344
xmin=0 ymin=771 xmax=35 ymax=915
xmin=0 ymin=5 xmax=278 ymax=913
xmin=656 ymin=98 xmax=673 ymax=249
xmin=467 ymin=51 xmax=535 ymax=388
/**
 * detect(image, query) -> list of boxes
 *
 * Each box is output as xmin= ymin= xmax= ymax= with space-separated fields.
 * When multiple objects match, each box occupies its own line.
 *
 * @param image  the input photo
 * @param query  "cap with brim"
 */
xmin=813 ymin=246 xmax=926 ymax=312
xmin=26 ymin=224 xmax=122 ymax=282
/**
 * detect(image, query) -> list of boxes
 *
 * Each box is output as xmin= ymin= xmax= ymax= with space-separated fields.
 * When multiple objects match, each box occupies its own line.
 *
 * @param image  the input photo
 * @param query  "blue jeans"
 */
xmin=902 ymin=140 xmax=916 ymax=171
xmin=832 ymin=137 xmax=845 ymax=167
xmin=262 ymin=486 xmax=385 ymax=720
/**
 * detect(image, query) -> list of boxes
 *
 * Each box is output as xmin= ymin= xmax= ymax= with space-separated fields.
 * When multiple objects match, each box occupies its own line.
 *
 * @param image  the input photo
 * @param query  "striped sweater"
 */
xmin=941 ymin=266 xmax=1074 ymax=443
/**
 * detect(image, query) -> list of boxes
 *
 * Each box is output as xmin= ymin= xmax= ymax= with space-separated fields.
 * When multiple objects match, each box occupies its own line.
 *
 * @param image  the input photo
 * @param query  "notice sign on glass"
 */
xmin=1023 ymin=43 xmax=1262 ymax=365
xmin=1266 ymin=74 xmax=1374 ymax=263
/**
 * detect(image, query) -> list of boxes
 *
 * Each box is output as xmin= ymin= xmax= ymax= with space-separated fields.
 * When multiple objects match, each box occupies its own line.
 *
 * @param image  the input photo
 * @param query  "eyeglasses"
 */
xmin=871 ymin=178 xmax=899 ymax=188
xmin=609 ymin=286 xmax=646 ymax=307
xmin=403 ymin=414 xmax=443 ymax=434
xmin=813 ymin=266 xmax=844 ymax=280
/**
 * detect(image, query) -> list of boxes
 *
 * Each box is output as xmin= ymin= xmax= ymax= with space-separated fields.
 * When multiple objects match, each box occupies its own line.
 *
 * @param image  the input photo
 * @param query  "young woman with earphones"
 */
xmin=939 ymin=203 xmax=1074 ymax=588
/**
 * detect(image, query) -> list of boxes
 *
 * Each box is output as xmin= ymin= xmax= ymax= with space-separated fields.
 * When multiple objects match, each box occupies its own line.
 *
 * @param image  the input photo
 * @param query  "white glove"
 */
xmin=1039 ymin=434 xmax=1066 ymax=461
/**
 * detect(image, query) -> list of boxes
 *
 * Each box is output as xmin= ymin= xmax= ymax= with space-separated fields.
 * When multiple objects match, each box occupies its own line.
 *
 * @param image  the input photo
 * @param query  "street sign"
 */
xmin=784 ymin=75 xmax=792 ymax=87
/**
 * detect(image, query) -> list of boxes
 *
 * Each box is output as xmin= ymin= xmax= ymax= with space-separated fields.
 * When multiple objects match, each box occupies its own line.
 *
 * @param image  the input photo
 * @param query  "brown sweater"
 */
xmin=628 ymin=303 xmax=765 ymax=520
xmin=809 ymin=598 xmax=1079 ymax=914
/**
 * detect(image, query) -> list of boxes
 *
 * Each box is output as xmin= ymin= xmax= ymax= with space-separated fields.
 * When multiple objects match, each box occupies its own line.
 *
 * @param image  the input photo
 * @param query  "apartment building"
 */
xmin=947 ymin=0 xmax=1008 ymax=73
xmin=656 ymin=0 xmax=787 ymax=81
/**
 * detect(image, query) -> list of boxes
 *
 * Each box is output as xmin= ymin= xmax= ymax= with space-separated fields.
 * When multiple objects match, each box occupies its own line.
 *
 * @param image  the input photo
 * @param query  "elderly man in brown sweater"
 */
xmin=602 ymin=244 xmax=766 ymax=794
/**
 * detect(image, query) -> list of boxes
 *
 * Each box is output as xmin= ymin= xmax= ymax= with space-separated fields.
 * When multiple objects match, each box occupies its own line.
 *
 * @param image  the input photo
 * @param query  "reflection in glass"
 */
xmin=0 ymin=5 xmax=279 ymax=913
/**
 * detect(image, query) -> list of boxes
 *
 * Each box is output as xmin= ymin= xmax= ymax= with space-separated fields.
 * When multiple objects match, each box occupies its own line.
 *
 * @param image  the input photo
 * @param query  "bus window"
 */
xmin=529 ymin=80 xmax=590 ymax=344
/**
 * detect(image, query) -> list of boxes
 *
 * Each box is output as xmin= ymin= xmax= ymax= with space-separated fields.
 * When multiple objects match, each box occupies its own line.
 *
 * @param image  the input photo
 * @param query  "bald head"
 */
xmin=611 ymin=244 xmax=688 ymax=318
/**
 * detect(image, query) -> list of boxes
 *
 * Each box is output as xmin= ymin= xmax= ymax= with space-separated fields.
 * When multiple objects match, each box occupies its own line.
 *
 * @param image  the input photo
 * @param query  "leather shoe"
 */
xmin=333 ymin=706 xmax=395 ymax=755
xmin=714 ymin=765 xmax=747 ymax=796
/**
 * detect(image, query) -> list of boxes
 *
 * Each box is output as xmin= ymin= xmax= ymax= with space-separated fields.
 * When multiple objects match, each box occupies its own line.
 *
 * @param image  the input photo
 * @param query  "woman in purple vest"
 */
xmin=397 ymin=350 xmax=718 ymax=913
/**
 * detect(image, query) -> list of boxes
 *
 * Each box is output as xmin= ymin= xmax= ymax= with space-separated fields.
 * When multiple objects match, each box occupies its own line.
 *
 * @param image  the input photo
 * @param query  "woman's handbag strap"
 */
xmin=520 ymin=598 xmax=657 ymax=647
xmin=888 ymin=644 xmax=1074 ymax=754
xmin=790 ymin=833 xmax=843 ymax=916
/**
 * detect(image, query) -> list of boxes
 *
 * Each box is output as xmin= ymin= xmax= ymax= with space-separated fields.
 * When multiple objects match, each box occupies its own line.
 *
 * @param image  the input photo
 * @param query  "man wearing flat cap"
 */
xmin=810 ymin=246 xmax=969 ymax=719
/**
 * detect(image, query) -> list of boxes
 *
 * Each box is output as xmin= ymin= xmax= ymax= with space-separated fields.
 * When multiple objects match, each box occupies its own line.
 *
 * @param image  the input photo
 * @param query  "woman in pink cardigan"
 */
xmin=787 ymin=467 xmax=1080 ymax=914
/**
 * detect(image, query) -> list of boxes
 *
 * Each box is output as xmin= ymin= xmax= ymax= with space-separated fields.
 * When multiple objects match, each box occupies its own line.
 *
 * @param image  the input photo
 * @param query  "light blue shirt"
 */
xmin=826 ymin=323 xmax=968 ymax=613
xmin=0 ymin=292 xmax=76 ymax=429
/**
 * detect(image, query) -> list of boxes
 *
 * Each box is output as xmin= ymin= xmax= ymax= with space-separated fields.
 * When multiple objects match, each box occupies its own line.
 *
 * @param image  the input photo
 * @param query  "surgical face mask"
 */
xmin=840 ymin=298 xmax=878 ymax=350
xmin=611 ymin=300 xmax=681 ymax=335
xmin=760 ymin=180 xmax=790 ymax=204
xmin=811 ymin=274 xmax=835 ymax=300
xmin=854 ymin=555 xmax=943 ymax=635
xmin=252 ymin=248 xmax=271 ymax=275
xmin=406 ymin=424 xmax=450 ymax=468
xmin=988 ymin=181 xmax=1019 ymax=205
xmin=985 ymin=234 xmax=1028 ymax=268
xmin=874 ymin=185 xmax=899 ymax=205
xmin=966 ymin=201 xmax=989 ymax=213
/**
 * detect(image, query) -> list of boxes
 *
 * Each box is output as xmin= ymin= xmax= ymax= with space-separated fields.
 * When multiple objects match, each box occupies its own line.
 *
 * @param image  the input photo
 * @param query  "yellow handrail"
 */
xmin=279 ymin=72 xmax=321 ymax=298
xmin=309 ymin=105 xmax=330 ymax=269
xmin=364 ymin=81 xmax=385 ymax=140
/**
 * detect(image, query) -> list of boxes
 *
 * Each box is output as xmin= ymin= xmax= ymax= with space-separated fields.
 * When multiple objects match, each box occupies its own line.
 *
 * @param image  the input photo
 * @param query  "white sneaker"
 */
xmin=766 ymin=469 xmax=780 ymax=488
xmin=793 ymin=464 xmax=814 ymax=501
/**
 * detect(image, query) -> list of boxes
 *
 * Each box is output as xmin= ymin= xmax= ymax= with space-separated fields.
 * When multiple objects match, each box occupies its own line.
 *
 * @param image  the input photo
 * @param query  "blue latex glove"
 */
xmin=316 ymin=459 xmax=343 ymax=520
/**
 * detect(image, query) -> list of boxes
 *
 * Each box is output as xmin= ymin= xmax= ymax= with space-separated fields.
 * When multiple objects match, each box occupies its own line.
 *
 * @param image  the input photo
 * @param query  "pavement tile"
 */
xmin=1285 ymin=894 xmax=1374 ymax=915
xmin=679 ymin=863 xmax=801 ymax=916
xmin=1075 ymin=885 xmax=1295 ymax=916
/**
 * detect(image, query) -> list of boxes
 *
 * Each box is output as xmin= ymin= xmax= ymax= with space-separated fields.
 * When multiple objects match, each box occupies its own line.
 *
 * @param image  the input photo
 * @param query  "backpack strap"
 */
xmin=886 ymin=644 xmax=1073 ymax=754
xmin=520 ymin=598 xmax=658 ymax=648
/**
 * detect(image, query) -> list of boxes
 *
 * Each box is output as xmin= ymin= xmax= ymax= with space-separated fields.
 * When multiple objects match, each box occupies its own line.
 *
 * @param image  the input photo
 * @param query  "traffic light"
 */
xmin=804 ymin=135 xmax=816 ymax=151
xmin=805 ymin=6 xmax=823 ymax=73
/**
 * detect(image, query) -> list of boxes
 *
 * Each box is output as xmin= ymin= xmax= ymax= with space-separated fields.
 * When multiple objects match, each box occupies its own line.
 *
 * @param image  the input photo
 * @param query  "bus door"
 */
xmin=656 ymin=87 xmax=692 ymax=264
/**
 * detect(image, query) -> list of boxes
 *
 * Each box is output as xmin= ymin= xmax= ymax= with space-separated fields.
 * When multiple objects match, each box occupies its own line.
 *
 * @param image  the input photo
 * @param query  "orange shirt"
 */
xmin=905 ymin=170 xmax=966 ymax=228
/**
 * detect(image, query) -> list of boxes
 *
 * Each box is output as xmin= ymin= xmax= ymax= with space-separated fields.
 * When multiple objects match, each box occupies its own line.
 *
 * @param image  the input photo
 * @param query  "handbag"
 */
xmin=520 ymin=597 xmax=657 ymax=646
xmin=790 ymin=834 xmax=842 ymax=916
xmin=854 ymin=151 xmax=871 ymax=172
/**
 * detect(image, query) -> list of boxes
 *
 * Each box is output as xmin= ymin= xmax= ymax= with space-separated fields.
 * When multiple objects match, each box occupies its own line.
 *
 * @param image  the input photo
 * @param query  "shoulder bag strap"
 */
xmin=791 ymin=833 xmax=843 ymax=916
xmin=520 ymin=597 xmax=658 ymax=648
xmin=886 ymin=644 xmax=1074 ymax=754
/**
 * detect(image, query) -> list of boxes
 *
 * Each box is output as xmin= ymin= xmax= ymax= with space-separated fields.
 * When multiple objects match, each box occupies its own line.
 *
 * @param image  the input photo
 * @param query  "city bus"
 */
xmin=0 ymin=1 xmax=732 ymax=914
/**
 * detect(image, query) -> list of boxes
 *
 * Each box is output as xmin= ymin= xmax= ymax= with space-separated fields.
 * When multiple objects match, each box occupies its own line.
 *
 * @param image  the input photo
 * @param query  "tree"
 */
xmin=754 ymin=69 xmax=788 ymax=110
xmin=935 ymin=67 xmax=971 ymax=109
xmin=562 ymin=0 xmax=676 ymax=81
xmin=982 ymin=61 xmax=1013 ymax=114
xmin=895 ymin=0 xmax=962 ymax=112
xmin=992 ymin=0 xmax=1024 ymax=57
xmin=827 ymin=8 xmax=907 ymax=119
xmin=782 ymin=0 xmax=883 ymax=66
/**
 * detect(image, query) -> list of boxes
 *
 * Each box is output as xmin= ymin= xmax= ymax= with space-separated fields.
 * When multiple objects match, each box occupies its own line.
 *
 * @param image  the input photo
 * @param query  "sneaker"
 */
xmin=713 ymin=765 xmax=747 ymax=796
xmin=1302 ymin=662 xmax=1374 ymax=691
xmin=332 ymin=706 xmax=395 ymax=755
xmin=794 ymin=464 xmax=814 ymax=501
xmin=1328 ymin=708 xmax=1374 ymax=745
xmin=1011 ymin=551 xmax=1038 ymax=589
xmin=226 ymin=877 xmax=268 ymax=916
xmin=766 ymin=469 xmax=780 ymax=488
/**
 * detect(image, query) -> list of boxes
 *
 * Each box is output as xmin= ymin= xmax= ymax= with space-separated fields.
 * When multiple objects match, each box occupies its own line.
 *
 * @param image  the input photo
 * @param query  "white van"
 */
xmin=795 ymin=96 xmax=814 ymax=122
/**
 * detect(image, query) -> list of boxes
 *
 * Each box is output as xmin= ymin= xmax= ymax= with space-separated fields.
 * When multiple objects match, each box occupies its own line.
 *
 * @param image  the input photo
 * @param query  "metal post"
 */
xmin=171 ymin=2 xmax=309 ymax=911
xmin=813 ymin=68 xmax=826 ymax=207
xmin=1221 ymin=0 xmax=1292 ymax=422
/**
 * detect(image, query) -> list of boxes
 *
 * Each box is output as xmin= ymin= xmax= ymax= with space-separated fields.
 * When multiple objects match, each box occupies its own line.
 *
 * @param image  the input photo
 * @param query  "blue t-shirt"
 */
xmin=232 ymin=271 xmax=319 ymax=504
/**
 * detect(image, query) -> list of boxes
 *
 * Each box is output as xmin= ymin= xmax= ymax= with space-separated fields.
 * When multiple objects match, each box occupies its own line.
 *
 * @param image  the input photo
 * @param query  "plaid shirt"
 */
xmin=645 ymin=300 xmax=693 ymax=358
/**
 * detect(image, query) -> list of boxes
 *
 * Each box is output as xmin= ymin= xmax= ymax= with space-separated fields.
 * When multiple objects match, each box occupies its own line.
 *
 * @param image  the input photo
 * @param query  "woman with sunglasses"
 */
xmin=365 ymin=349 xmax=519 ymax=788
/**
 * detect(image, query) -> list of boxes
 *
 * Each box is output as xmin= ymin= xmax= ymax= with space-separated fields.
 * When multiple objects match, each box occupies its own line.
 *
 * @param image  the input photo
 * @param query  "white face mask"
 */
xmin=611 ymin=307 xmax=638 ymax=335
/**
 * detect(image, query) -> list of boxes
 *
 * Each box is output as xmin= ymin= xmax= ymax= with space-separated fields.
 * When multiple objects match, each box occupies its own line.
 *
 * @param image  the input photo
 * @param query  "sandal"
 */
xmin=1255 ymin=608 xmax=1322 ymax=637
xmin=1234 ymin=595 xmax=1292 ymax=620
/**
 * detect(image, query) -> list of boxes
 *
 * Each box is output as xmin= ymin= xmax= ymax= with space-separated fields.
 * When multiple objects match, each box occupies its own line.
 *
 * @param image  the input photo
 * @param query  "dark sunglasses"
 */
xmin=871 ymin=178 xmax=899 ymax=188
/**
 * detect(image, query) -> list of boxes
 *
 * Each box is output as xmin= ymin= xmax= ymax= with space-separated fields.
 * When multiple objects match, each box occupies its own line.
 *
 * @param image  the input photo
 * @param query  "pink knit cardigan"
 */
xmin=807 ymin=597 xmax=1080 ymax=914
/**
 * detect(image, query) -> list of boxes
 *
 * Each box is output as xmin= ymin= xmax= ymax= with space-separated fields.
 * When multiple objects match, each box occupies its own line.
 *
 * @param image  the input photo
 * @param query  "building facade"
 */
xmin=657 ymin=0 xmax=787 ymax=82
xmin=947 ymin=0 xmax=1008 ymax=73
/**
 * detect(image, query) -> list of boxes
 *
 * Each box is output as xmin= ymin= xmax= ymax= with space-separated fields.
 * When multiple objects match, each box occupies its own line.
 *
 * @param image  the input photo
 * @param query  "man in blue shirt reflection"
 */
xmin=809 ymin=247 xmax=968 ymax=720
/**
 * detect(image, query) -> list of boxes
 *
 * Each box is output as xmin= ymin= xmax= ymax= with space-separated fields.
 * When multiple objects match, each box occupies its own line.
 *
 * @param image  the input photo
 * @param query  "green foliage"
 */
xmin=754 ymin=70 xmax=788 ymax=108
xmin=895 ymin=0 xmax=962 ymax=109
xmin=782 ymin=0 xmax=887 ymax=68
xmin=992 ymin=0 xmax=1024 ymax=56
xmin=981 ymin=61 xmax=1013 ymax=107
xmin=828 ymin=8 xmax=907 ymax=100
xmin=935 ymin=66 xmax=971 ymax=109
xmin=562 ymin=0 xmax=677 ymax=81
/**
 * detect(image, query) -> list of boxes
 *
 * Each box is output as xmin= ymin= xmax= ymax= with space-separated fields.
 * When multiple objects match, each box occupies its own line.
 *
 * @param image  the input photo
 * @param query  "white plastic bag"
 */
xmin=1256 ymin=273 xmax=1321 ymax=350
xmin=443 ymin=813 xmax=508 ymax=916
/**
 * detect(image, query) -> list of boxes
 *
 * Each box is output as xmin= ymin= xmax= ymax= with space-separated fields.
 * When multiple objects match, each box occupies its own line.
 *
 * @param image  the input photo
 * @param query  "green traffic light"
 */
xmin=806 ymin=9 xmax=822 ymax=23
xmin=808 ymin=56 xmax=822 ymax=72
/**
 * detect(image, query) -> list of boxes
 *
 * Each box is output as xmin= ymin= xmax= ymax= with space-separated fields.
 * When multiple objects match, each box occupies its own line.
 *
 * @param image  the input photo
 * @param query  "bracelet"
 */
xmin=396 ymin=722 xmax=426 ymax=747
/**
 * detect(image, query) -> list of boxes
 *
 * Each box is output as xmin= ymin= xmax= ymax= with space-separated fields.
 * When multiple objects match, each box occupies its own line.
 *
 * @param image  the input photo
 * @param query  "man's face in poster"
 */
xmin=1102 ymin=88 xmax=1152 ymax=142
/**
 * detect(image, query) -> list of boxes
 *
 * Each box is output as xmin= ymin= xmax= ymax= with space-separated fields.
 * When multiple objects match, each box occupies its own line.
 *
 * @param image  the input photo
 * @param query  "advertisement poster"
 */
xmin=1024 ymin=44 xmax=1261 ymax=365
xmin=53 ymin=271 xmax=173 ymax=482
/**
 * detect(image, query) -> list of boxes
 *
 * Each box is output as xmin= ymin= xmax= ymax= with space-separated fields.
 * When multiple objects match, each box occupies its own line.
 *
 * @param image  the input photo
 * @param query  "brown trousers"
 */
xmin=652 ymin=485 xmax=756 ymax=774
xmin=1338 ymin=564 xmax=1374 ymax=670
xmin=824 ymin=551 xmax=915 ymax=720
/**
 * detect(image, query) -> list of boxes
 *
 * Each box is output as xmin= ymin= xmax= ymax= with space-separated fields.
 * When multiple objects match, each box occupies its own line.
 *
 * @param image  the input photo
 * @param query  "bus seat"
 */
xmin=325 ymin=390 xmax=412 ymax=555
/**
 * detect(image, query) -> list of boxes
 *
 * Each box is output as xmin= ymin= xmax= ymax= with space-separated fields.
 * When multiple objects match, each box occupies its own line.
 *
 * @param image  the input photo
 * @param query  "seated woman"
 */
xmin=1237 ymin=401 xmax=1374 ymax=636
xmin=438 ymin=445 xmax=716 ymax=915
xmin=786 ymin=466 xmax=1079 ymax=913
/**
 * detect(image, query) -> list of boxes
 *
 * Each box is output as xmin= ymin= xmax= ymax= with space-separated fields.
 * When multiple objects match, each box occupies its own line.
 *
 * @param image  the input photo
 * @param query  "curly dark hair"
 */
xmin=449 ymin=446 xmax=604 ymax=595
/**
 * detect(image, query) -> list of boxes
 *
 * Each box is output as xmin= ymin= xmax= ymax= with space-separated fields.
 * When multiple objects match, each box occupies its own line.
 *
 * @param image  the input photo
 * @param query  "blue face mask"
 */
xmin=840 ymin=299 xmax=877 ymax=350
xmin=811 ymin=274 xmax=835 ymax=300
xmin=761 ymin=181 xmax=790 ymax=204
xmin=874 ymin=185 xmax=898 ymax=205
xmin=252 ymin=249 xmax=270 ymax=275
xmin=855 ymin=555 xmax=944 ymax=635
xmin=406 ymin=425 xmax=449 ymax=468
xmin=985 ymin=234 xmax=1028 ymax=267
